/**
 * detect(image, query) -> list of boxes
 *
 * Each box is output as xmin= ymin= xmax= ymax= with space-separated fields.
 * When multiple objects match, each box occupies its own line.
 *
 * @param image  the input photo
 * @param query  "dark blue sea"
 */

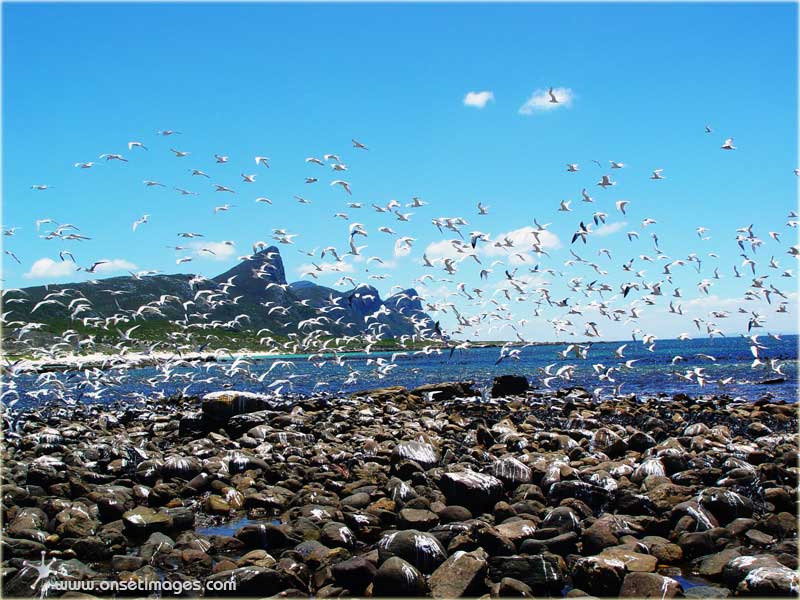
xmin=7 ymin=335 xmax=798 ymax=407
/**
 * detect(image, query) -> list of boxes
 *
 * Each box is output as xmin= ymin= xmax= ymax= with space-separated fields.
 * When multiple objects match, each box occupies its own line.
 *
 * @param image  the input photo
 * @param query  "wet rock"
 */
xmin=697 ymin=548 xmax=741 ymax=578
xmin=491 ymin=456 xmax=532 ymax=487
xmin=684 ymin=585 xmax=732 ymax=598
xmin=410 ymin=381 xmax=475 ymax=401
xmin=572 ymin=555 xmax=627 ymax=597
xmin=489 ymin=577 xmax=535 ymax=597
xmin=437 ymin=505 xmax=472 ymax=523
xmin=373 ymin=556 xmax=427 ymax=596
xmin=112 ymin=554 xmax=145 ymax=572
xmin=599 ymin=547 xmax=657 ymax=572
xmin=122 ymin=507 xmax=173 ymax=536
xmin=519 ymin=531 xmax=578 ymax=556
xmin=736 ymin=564 xmax=800 ymax=596
xmin=235 ymin=523 xmax=294 ymax=550
xmin=391 ymin=441 xmax=440 ymax=470
xmin=582 ymin=520 xmax=620 ymax=555
xmin=548 ymin=480 xmax=612 ymax=510
xmin=745 ymin=528 xmax=775 ymax=546
xmin=429 ymin=548 xmax=487 ymax=598
xmin=494 ymin=519 xmax=537 ymax=547
xmin=331 ymin=556 xmax=377 ymax=594
xmin=204 ymin=565 xmax=287 ymax=596
xmin=491 ymin=375 xmax=529 ymax=398
xmin=619 ymin=572 xmax=682 ymax=598
xmin=398 ymin=508 xmax=439 ymax=531
xmin=487 ymin=555 xmax=564 ymax=595
xmin=438 ymin=470 xmax=504 ymax=514
xmin=722 ymin=554 xmax=784 ymax=587
xmin=202 ymin=391 xmax=273 ymax=421
xmin=699 ymin=488 xmax=754 ymax=525
xmin=377 ymin=529 xmax=447 ymax=574
xmin=2 ymin=537 xmax=46 ymax=558
xmin=320 ymin=522 xmax=356 ymax=549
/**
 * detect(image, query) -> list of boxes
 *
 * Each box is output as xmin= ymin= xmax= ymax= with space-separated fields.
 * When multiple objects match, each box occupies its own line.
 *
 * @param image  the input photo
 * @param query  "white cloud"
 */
xmin=424 ymin=240 xmax=462 ymax=262
xmin=463 ymin=90 xmax=494 ymax=109
xmin=482 ymin=226 xmax=562 ymax=255
xmin=23 ymin=257 xmax=136 ymax=280
xmin=593 ymin=221 xmax=627 ymax=237
xmin=93 ymin=258 xmax=137 ymax=273
xmin=24 ymin=258 xmax=75 ymax=280
xmin=519 ymin=87 xmax=574 ymax=115
xmin=189 ymin=241 xmax=236 ymax=261
xmin=424 ymin=227 xmax=561 ymax=267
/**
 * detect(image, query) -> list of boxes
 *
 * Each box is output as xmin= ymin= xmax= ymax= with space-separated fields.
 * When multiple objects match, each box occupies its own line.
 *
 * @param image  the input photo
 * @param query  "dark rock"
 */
xmin=428 ymin=548 xmax=488 ymax=598
xmin=437 ymin=505 xmax=472 ymax=523
xmin=736 ymin=564 xmax=800 ymax=596
xmin=373 ymin=557 xmax=427 ymax=596
xmin=331 ymin=556 xmax=377 ymax=594
xmin=437 ymin=470 xmax=504 ymax=514
xmin=572 ymin=555 xmax=627 ymax=597
xmin=121 ymin=507 xmax=173 ymax=536
xmin=491 ymin=375 xmax=529 ymax=398
xmin=410 ymin=381 xmax=475 ymax=401
xmin=391 ymin=441 xmax=439 ymax=470
xmin=519 ymin=531 xmax=578 ymax=556
xmin=235 ymin=523 xmax=294 ymax=550
xmin=619 ymin=572 xmax=682 ymax=598
xmin=548 ymin=480 xmax=612 ymax=510
xmin=377 ymin=529 xmax=447 ymax=574
xmin=487 ymin=555 xmax=564 ymax=595
xmin=489 ymin=577 xmax=534 ymax=597
xmin=398 ymin=508 xmax=439 ymax=531
xmin=204 ymin=566 xmax=287 ymax=597
xmin=699 ymin=488 xmax=754 ymax=525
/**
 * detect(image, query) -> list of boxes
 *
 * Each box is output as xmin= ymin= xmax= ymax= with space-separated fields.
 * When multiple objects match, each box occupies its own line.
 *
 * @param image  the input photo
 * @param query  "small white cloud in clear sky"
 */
xmin=463 ymin=90 xmax=494 ymax=109
xmin=24 ymin=257 xmax=136 ymax=279
xmin=189 ymin=241 xmax=236 ymax=261
xmin=423 ymin=239 xmax=462 ymax=262
xmin=483 ymin=226 xmax=562 ymax=255
xmin=93 ymin=258 xmax=137 ymax=273
xmin=424 ymin=227 xmax=561 ymax=266
xmin=519 ymin=87 xmax=574 ymax=115
xmin=593 ymin=221 xmax=627 ymax=237
xmin=24 ymin=258 xmax=75 ymax=279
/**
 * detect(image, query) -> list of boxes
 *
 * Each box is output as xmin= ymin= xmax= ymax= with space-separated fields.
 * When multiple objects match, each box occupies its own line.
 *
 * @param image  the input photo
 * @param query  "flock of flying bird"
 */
xmin=2 ymin=112 xmax=799 ymax=405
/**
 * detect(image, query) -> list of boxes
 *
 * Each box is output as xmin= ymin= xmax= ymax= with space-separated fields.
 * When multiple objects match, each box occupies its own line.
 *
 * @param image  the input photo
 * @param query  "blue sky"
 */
xmin=2 ymin=2 xmax=798 ymax=341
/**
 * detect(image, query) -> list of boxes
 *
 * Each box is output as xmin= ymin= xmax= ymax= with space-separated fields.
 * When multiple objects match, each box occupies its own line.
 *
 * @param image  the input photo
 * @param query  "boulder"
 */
xmin=373 ymin=557 xmax=427 ymax=596
xmin=429 ymin=548 xmax=488 ymax=598
xmin=487 ymin=555 xmax=564 ymax=595
xmin=437 ymin=470 xmax=504 ymax=514
xmin=572 ymin=555 xmax=627 ymax=597
xmin=332 ymin=556 xmax=377 ymax=594
xmin=619 ymin=572 xmax=682 ymax=598
xmin=391 ymin=441 xmax=440 ymax=470
xmin=736 ymin=565 xmax=800 ymax=597
xmin=377 ymin=529 xmax=447 ymax=574
xmin=491 ymin=375 xmax=529 ymax=398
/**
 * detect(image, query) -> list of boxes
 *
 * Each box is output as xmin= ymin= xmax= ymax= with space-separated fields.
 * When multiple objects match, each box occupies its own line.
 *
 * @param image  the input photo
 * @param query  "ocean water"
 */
xmin=7 ymin=335 xmax=798 ymax=407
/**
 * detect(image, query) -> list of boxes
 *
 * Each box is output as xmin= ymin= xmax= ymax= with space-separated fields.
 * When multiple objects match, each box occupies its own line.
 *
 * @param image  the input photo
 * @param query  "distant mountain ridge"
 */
xmin=2 ymin=247 xmax=435 ymax=348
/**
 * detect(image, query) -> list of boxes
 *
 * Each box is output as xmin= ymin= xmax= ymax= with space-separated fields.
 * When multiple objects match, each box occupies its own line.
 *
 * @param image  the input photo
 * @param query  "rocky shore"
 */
xmin=2 ymin=379 xmax=798 ymax=598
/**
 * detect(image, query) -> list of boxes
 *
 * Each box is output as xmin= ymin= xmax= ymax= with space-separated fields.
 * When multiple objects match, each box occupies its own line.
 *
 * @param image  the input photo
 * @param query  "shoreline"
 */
xmin=2 ymin=381 xmax=798 ymax=597
xmin=1 ymin=341 xmax=546 ymax=374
